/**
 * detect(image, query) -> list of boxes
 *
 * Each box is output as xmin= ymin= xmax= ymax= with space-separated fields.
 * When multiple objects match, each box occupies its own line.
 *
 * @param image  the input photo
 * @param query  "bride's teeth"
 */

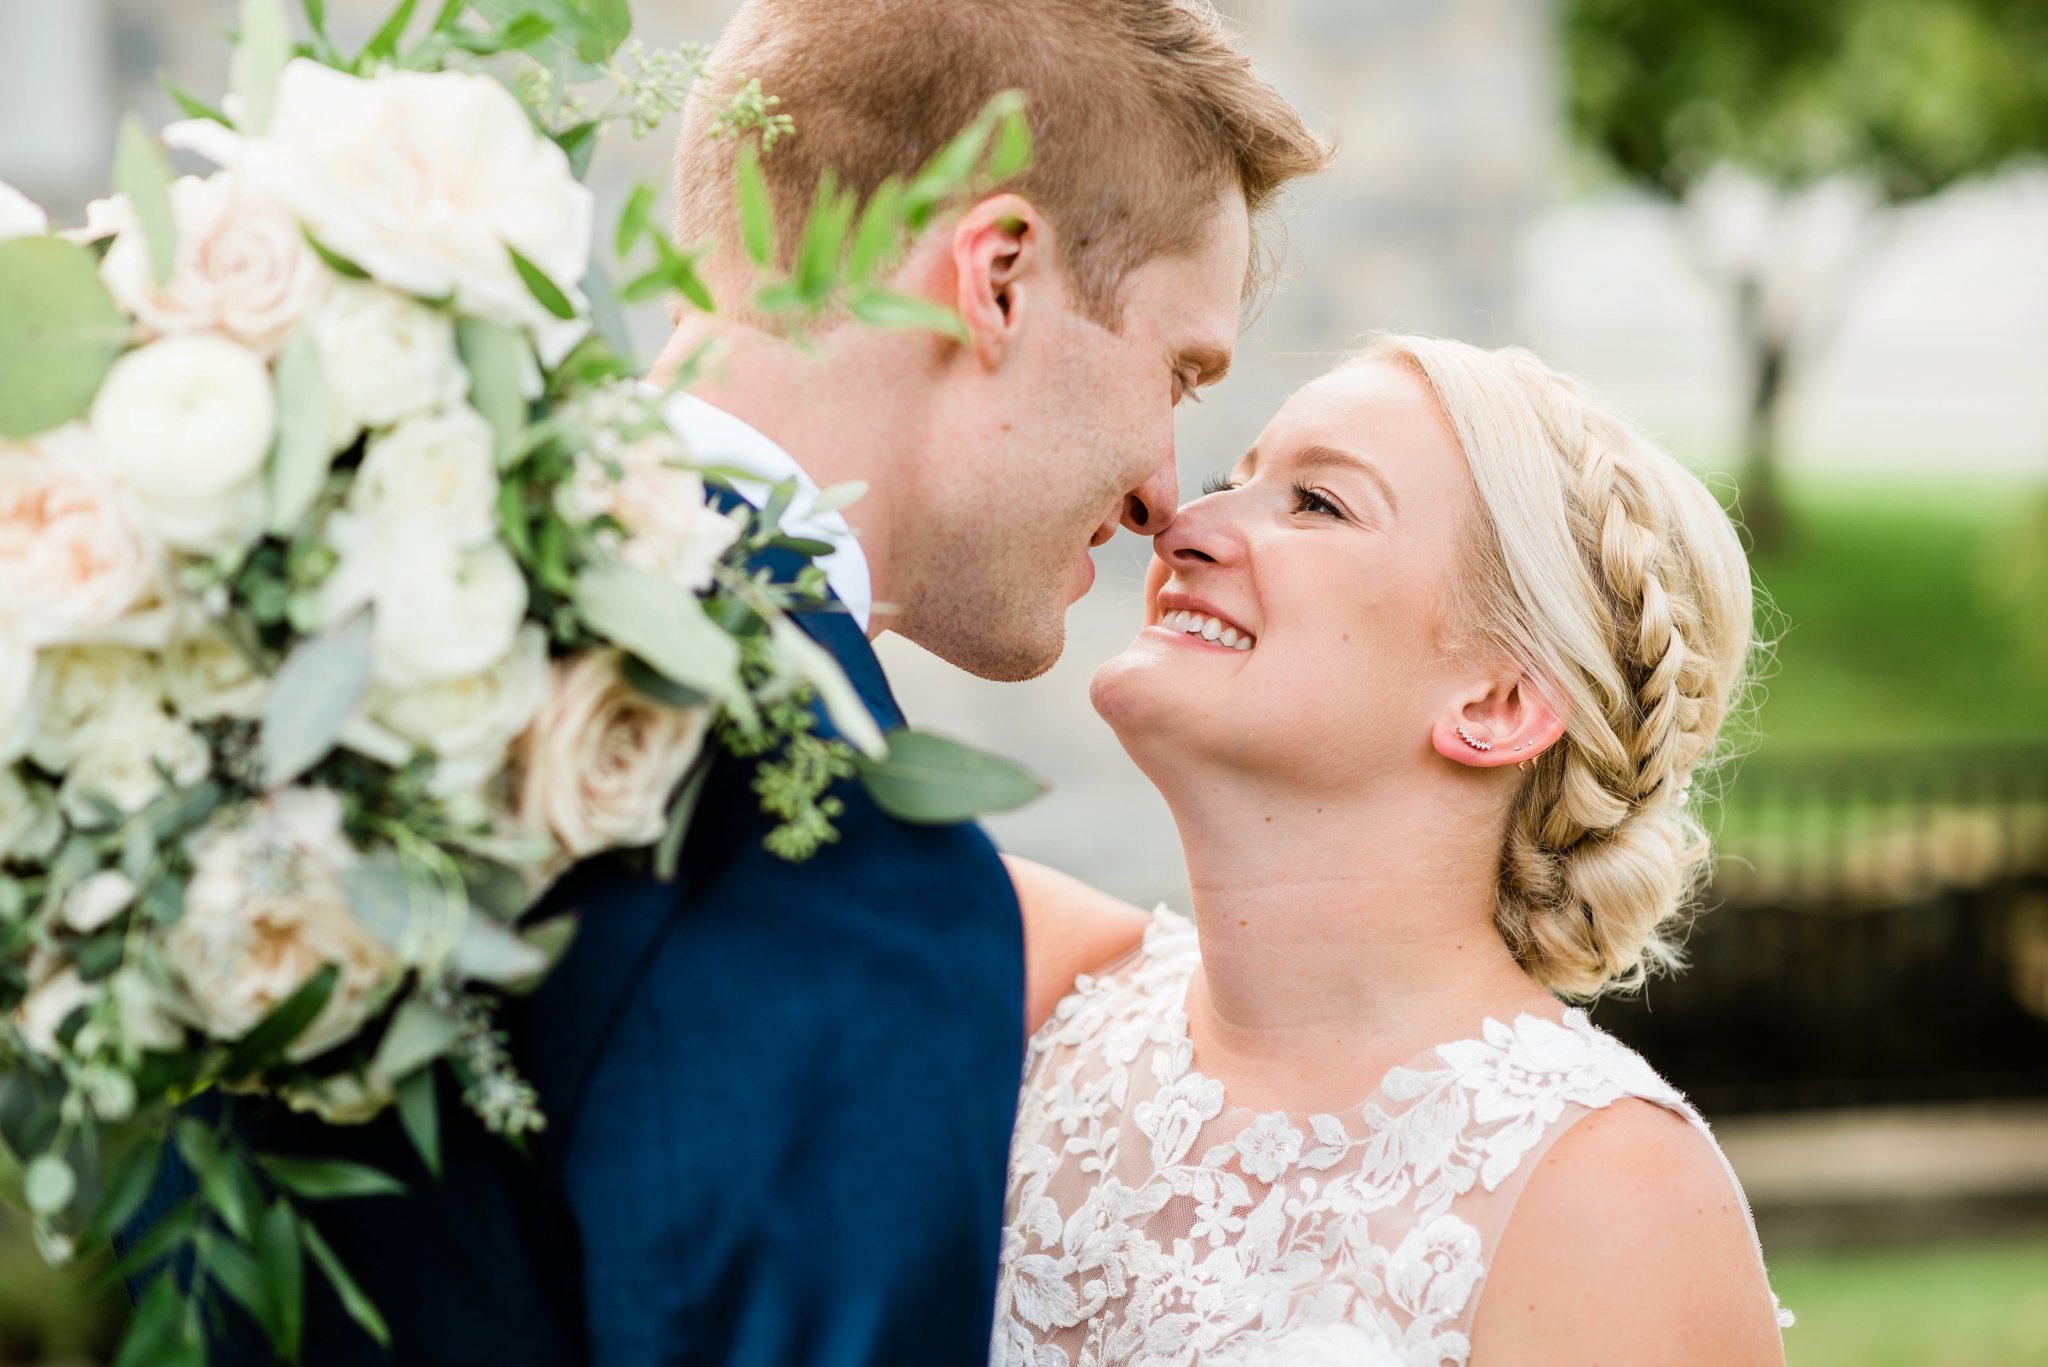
xmin=1201 ymin=617 xmax=1222 ymax=641
xmin=1234 ymin=637 xmax=1252 ymax=651
xmin=1219 ymin=627 xmax=1238 ymax=647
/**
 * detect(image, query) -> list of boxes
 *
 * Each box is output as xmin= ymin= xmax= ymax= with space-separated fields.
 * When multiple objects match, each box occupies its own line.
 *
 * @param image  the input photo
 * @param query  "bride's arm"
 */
xmin=1470 ymin=1098 xmax=1786 ymax=1366
xmin=1003 ymin=856 xmax=1153 ymax=1035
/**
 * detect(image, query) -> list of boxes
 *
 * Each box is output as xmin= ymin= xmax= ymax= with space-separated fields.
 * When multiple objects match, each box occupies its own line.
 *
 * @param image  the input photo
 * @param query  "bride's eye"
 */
xmin=1200 ymin=475 xmax=1239 ymax=496
xmin=1292 ymin=482 xmax=1345 ymax=519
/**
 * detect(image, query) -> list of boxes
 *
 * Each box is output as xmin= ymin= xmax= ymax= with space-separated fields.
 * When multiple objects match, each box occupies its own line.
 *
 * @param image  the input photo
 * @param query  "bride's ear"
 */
xmin=1430 ymin=672 xmax=1568 ymax=769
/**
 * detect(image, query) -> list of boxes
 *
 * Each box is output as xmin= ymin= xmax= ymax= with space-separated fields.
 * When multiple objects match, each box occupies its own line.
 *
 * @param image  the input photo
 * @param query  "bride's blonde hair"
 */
xmin=1352 ymin=336 xmax=1754 ymax=999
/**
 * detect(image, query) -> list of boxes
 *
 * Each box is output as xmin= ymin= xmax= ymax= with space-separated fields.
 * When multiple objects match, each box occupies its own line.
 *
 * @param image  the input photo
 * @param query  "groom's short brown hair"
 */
xmin=672 ymin=0 xmax=1331 ymax=325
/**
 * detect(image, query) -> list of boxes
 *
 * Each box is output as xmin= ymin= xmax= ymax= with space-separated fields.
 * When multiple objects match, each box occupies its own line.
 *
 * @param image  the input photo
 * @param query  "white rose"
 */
xmin=364 ymin=623 xmax=548 ymax=795
xmin=308 ymin=281 xmax=468 ymax=439
xmin=568 ymin=439 xmax=742 ymax=594
xmin=63 ymin=870 xmax=136 ymax=933
xmin=0 ymin=181 xmax=48 ymax=240
xmin=321 ymin=516 xmax=526 ymax=688
xmin=91 ymin=172 xmax=331 ymax=357
xmin=516 ymin=648 xmax=708 ymax=858
xmin=350 ymin=406 xmax=498 ymax=547
xmin=29 ymin=645 xmax=161 ymax=772
xmin=0 ymin=768 xmax=62 ymax=864
xmin=59 ymin=708 xmax=209 ymax=824
xmin=15 ymin=966 xmax=97 ymax=1059
xmin=0 ymin=429 xmax=156 ymax=648
xmin=89 ymin=335 xmax=274 ymax=555
xmin=171 ymin=62 xmax=592 ymax=365
xmin=162 ymin=616 xmax=267 ymax=721
xmin=163 ymin=788 xmax=395 ymax=1060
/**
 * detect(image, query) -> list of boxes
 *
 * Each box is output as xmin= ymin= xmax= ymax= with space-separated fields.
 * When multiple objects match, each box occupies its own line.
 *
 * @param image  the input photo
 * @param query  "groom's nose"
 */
xmin=1119 ymin=462 xmax=1182 ymax=538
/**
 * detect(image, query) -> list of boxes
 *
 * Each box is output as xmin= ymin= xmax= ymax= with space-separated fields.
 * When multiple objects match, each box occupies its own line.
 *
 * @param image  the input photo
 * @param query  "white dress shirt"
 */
xmin=659 ymin=391 xmax=874 ymax=633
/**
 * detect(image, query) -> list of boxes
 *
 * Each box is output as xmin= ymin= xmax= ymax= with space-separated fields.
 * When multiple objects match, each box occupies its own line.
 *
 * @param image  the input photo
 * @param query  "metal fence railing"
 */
xmin=1708 ymin=742 xmax=2048 ymax=906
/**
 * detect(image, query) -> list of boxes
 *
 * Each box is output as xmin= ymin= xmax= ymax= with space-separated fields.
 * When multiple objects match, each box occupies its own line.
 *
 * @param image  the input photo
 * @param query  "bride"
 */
xmin=996 ymin=336 xmax=1790 ymax=1366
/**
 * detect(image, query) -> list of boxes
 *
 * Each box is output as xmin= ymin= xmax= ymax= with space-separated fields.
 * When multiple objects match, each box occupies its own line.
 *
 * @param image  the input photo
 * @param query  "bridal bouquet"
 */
xmin=0 ymin=1 xmax=1039 ymax=1359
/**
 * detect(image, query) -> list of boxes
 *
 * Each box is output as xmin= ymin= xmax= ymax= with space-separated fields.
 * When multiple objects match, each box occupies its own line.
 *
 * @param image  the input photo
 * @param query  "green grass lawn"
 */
xmin=1774 ymin=1238 xmax=2048 ymax=1367
xmin=1742 ymin=479 xmax=2048 ymax=751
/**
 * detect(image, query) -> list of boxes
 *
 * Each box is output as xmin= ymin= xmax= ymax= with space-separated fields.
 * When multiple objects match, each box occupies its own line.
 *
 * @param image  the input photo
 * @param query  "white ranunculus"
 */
xmin=171 ymin=61 xmax=592 ymax=364
xmin=90 ymin=172 xmax=331 ymax=357
xmin=58 ymin=708 xmax=209 ymax=824
xmin=566 ymin=438 xmax=742 ymax=594
xmin=0 ymin=768 xmax=62 ymax=864
xmin=16 ymin=967 xmax=97 ymax=1059
xmin=308 ymin=281 xmax=468 ymax=440
xmin=0 ymin=429 xmax=157 ymax=648
xmin=364 ymin=623 xmax=548 ymax=795
xmin=29 ymin=645 xmax=161 ymax=772
xmin=320 ymin=514 xmax=526 ymax=688
xmin=89 ymin=335 xmax=275 ymax=555
xmin=516 ymin=648 xmax=709 ymax=858
xmin=63 ymin=870 xmax=136 ymax=933
xmin=350 ymin=405 xmax=499 ymax=547
xmin=162 ymin=611 xmax=267 ymax=721
xmin=0 ymin=181 xmax=48 ymax=240
xmin=164 ymin=788 xmax=395 ymax=1060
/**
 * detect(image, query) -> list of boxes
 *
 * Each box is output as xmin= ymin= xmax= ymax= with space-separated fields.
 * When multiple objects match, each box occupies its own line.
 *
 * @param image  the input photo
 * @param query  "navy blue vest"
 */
xmin=125 ymin=595 xmax=1025 ymax=1366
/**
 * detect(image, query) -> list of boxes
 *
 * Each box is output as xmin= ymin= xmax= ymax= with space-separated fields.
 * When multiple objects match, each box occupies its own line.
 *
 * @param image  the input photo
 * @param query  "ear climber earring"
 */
xmin=1455 ymin=725 xmax=1492 ymax=752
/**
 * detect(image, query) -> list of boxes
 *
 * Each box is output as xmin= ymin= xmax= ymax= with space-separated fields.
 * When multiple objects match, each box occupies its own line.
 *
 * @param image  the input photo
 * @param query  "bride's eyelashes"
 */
xmin=1291 ymin=481 xmax=1347 ymax=520
xmin=1200 ymin=475 xmax=1239 ymax=496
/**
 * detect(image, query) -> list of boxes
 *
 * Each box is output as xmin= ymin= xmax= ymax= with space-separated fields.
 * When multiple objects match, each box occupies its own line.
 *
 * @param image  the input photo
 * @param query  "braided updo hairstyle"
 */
xmin=1353 ymin=336 xmax=1755 ymax=999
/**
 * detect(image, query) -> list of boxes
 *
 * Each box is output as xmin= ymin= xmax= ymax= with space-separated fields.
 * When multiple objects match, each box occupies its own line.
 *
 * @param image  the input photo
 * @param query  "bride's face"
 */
xmin=1091 ymin=361 xmax=1481 ymax=794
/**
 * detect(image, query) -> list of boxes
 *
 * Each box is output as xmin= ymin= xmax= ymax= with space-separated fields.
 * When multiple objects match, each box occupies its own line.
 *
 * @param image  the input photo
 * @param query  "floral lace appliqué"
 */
xmin=992 ymin=910 xmax=1780 ymax=1367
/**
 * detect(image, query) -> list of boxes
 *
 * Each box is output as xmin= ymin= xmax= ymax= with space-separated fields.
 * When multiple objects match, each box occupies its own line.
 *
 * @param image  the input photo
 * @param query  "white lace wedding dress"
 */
xmin=993 ymin=910 xmax=1790 ymax=1367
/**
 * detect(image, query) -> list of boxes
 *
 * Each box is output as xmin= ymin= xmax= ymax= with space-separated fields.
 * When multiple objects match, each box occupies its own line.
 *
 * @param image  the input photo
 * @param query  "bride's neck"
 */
xmin=1163 ymin=767 xmax=1558 ymax=1113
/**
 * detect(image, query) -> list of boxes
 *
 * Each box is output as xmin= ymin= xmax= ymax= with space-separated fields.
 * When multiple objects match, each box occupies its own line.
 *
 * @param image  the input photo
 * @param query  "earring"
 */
xmin=1455 ymin=725 xmax=1492 ymax=752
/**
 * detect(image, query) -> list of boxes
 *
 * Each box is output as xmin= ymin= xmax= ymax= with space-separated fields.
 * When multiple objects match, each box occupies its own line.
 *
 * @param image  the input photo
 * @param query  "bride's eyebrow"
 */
xmin=1294 ymin=444 xmax=1398 ymax=515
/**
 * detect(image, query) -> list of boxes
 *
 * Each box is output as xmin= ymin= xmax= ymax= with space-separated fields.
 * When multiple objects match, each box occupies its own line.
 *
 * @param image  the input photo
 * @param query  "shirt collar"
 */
xmin=658 ymin=390 xmax=873 ymax=632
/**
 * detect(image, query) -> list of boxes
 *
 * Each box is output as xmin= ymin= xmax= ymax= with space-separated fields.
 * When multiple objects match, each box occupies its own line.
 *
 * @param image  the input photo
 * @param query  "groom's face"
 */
xmin=907 ymin=196 xmax=1252 ymax=682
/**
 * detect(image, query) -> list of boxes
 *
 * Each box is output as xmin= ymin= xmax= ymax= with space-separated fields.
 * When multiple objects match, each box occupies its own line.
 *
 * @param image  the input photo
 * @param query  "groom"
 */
xmin=154 ymin=1 xmax=1326 ymax=1363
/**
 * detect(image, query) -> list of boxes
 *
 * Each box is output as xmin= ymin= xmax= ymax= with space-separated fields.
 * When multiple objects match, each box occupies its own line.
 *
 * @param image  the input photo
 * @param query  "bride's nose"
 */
xmin=1153 ymin=492 xmax=1243 ymax=570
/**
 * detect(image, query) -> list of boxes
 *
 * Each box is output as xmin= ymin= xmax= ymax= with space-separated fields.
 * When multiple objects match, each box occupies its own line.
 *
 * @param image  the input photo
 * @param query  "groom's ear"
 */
xmin=950 ymin=194 xmax=1055 ymax=371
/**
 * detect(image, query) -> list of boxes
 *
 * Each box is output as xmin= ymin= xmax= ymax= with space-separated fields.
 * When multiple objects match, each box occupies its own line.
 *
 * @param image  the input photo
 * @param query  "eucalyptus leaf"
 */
xmin=456 ymin=317 xmax=531 ymax=468
xmin=509 ymin=244 xmax=577 ymax=319
xmin=259 ymin=1200 xmax=304 ymax=1362
xmin=370 ymin=998 xmax=462 ymax=1081
xmin=231 ymin=0 xmax=293 ymax=135
xmin=811 ymin=480 xmax=869 ymax=515
xmin=846 ymin=286 xmax=970 ymax=343
xmin=257 ymin=1155 xmax=406 ymax=1201
xmin=846 ymin=176 xmax=905 ymax=284
xmin=0 ymin=236 xmax=126 ymax=440
xmin=768 ymin=618 xmax=886 ymax=760
xmin=856 ymin=728 xmax=1048 ymax=824
xmin=520 ymin=914 xmax=579 ymax=973
xmin=261 ymin=611 xmax=374 ymax=787
xmin=623 ymin=653 xmax=709 ymax=708
xmin=113 ymin=116 xmax=176 ymax=287
xmin=450 ymin=912 xmax=549 ymax=986
xmin=394 ymin=1067 xmax=440 ymax=1180
xmin=653 ymin=763 xmax=708 ymax=882
xmin=267 ymin=330 xmax=333 ymax=534
xmin=575 ymin=561 xmax=741 ymax=703
xmin=298 ymin=1212 xmax=391 ymax=1346
xmin=581 ymin=257 xmax=636 ymax=359
xmin=735 ymin=144 xmax=774 ymax=268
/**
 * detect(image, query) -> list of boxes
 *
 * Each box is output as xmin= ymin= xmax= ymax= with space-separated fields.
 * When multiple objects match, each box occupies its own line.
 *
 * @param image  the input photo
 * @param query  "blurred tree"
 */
xmin=1566 ymin=0 xmax=2048 ymax=548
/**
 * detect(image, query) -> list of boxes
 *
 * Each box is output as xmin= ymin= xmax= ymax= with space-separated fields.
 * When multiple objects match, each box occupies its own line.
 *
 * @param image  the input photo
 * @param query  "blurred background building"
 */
xmin=4 ymin=0 xmax=2048 ymax=1361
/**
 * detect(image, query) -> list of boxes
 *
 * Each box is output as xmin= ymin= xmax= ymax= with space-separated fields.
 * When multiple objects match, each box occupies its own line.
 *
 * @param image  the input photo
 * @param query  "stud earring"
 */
xmin=1455 ymin=725 xmax=1492 ymax=752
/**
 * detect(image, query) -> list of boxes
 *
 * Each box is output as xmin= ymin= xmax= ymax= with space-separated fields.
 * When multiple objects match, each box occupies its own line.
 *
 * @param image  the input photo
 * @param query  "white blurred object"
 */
xmin=0 ymin=180 xmax=47 ymax=239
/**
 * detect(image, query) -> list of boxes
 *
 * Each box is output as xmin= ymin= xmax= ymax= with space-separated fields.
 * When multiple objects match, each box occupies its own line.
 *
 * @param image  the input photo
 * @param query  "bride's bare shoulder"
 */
xmin=1004 ymin=856 xmax=1153 ymax=1035
xmin=1471 ymin=1097 xmax=1785 ymax=1367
